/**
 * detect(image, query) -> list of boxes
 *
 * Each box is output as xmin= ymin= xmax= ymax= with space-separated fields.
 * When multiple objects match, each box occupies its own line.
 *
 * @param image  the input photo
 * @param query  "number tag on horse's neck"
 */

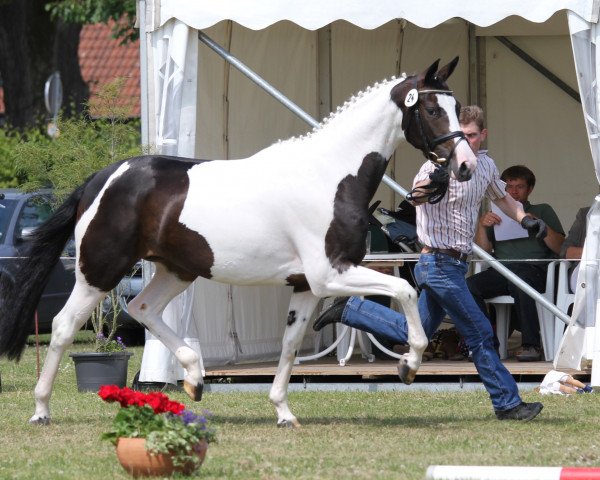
xmin=404 ymin=89 xmax=418 ymax=107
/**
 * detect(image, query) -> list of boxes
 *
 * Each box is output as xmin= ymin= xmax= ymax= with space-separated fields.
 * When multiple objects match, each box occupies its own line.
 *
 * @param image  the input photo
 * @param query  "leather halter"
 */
xmin=405 ymin=89 xmax=467 ymax=167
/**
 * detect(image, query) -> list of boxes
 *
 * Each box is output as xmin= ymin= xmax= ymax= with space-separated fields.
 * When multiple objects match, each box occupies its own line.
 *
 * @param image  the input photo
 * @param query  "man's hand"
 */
xmin=521 ymin=216 xmax=547 ymax=239
xmin=429 ymin=167 xmax=449 ymax=184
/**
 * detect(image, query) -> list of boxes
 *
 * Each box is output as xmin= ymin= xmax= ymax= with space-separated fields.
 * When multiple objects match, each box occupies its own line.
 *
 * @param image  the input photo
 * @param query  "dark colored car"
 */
xmin=0 ymin=190 xmax=143 ymax=342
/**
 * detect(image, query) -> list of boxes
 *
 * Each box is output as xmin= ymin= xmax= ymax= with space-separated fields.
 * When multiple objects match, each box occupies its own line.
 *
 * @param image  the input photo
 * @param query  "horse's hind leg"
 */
xmin=312 ymin=265 xmax=427 ymax=385
xmin=269 ymin=290 xmax=320 ymax=428
xmin=127 ymin=264 xmax=203 ymax=401
xmin=31 ymin=281 xmax=106 ymax=424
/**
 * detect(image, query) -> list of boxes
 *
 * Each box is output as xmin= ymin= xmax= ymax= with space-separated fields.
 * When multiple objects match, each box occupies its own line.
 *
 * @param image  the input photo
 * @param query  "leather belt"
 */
xmin=422 ymin=246 xmax=469 ymax=262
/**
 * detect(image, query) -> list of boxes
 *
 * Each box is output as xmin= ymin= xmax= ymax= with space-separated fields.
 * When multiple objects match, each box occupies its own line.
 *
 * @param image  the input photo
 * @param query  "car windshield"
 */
xmin=0 ymin=199 xmax=18 ymax=243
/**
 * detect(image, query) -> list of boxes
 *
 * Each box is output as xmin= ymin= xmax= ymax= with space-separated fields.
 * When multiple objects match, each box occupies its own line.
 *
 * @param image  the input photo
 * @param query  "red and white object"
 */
xmin=426 ymin=466 xmax=600 ymax=480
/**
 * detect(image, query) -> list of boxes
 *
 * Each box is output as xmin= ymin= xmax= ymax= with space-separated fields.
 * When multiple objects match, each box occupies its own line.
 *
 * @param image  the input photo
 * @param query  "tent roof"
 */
xmin=144 ymin=0 xmax=599 ymax=32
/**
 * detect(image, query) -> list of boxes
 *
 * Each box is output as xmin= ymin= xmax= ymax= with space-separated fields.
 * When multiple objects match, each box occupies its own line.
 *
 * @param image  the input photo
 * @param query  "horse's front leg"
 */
xmin=270 ymin=290 xmax=320 ymax=428
xmin=313 ymin=265 xmax=427 ymax=384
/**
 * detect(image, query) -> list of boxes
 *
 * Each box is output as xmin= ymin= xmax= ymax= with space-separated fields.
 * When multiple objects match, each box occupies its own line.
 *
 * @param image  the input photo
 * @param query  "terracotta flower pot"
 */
xmin=116 ymin=437 xmax=207 ymax=477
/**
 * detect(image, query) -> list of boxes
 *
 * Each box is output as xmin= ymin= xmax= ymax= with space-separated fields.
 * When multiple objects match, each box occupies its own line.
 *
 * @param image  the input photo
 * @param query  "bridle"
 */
xmin=403 ymin=88 xmax=467 ymax=205
xmin=404 ymin=89 xmax=467 ymax=167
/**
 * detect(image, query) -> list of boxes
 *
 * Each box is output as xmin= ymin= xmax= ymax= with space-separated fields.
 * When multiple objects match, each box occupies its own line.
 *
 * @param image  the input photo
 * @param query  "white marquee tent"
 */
xmin=135 ymin=0 xmax=600 ymax=384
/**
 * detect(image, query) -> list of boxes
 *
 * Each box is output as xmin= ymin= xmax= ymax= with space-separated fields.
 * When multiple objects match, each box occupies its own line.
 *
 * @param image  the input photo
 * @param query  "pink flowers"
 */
xmin=98 ymin=385 xmax=185 ymax=415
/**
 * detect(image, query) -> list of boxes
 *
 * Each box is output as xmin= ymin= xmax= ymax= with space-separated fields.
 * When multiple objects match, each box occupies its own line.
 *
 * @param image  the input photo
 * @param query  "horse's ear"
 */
xmin=435 ymin=56 xmax=459 ymax=82
xmin=423 ymin=59 xmax=441 ymax=83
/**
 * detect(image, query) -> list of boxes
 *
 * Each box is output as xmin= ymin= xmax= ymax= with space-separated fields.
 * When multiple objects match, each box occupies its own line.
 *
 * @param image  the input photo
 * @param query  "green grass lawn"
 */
xmin=1 ymin=333 xmax=600 ymax=479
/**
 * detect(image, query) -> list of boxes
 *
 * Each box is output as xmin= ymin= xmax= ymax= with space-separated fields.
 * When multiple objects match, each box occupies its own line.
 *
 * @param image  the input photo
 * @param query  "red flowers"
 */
xmin=98 ymin=385 xmax=185 ymax=415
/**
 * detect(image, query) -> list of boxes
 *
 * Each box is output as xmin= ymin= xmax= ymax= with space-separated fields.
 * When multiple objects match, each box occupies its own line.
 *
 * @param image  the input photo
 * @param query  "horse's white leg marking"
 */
xmin=30 ymin=281 xmax=106 ymax=424
xmin=127 ymin=264 xmax=202 ymax=399
xmin=311 ymin=265 xmax=427 ymax=380
xmin=269 ymin=290 xmax=320 ymax=428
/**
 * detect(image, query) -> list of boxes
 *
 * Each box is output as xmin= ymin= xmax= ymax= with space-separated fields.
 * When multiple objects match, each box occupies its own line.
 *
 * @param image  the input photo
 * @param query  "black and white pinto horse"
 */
xmin=0 ymin=58 xmax=476 ymax=427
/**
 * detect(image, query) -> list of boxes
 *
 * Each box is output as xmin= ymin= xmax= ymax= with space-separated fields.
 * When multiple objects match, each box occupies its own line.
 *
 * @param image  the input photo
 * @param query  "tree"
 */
xmin=0 ymin=0 xmax=136 ymax=130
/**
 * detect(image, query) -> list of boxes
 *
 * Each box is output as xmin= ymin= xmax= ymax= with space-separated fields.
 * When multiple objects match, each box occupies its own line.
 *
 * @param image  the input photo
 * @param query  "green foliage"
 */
xmin=0 ymin=128 xmax=32 ymax=188
xmin=102 ymin=405 xmax=164 ymax=442
xmin=100 ymin=388 xmax=217 ymax=468
xmin=46 ymin=0 xmax=138 ymax=43
xmin=94 ymin=332 xmax=127 ymax=353
xmin=14 ymin=78 xmax=141 ymax=203
xmin=91 ymin=284 xmax=124 ymax=353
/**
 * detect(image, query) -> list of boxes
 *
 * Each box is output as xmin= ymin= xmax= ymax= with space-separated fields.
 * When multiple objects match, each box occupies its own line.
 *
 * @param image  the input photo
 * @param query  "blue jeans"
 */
xmin=342 ymin=252 xmax=522 ymax=412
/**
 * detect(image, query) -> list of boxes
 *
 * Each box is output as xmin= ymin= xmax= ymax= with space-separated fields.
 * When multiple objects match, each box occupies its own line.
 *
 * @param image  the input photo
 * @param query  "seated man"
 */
xmin=560 ymin=205 xmax=590 ymax=293
xmin=467 ymin=165 xmax=565 ymax=361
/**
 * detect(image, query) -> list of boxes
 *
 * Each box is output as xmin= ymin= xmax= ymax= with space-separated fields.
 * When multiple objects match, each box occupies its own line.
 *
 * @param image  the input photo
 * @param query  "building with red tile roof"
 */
xmin=0 ymin=22 xmax=140 ymax=120
xmin=79 ymin=22 xmax=140 ymax=117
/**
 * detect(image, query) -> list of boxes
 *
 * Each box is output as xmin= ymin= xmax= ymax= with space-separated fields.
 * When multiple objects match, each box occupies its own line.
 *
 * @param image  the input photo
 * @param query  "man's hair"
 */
xmin=501 ymin=165 xmax=536 ymax=188
xmin=459 ymin=105 xmax=485 ymax=130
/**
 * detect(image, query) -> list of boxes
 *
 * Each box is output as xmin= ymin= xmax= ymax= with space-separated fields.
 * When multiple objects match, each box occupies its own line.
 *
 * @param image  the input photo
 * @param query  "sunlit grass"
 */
xmin=1 ymin=333 xmax=599 ymax=479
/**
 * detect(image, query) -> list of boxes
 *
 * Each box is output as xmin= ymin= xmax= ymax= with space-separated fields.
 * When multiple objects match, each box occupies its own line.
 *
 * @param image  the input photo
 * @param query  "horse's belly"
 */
xmin=209 ymin=249 xmax=302 ymax=286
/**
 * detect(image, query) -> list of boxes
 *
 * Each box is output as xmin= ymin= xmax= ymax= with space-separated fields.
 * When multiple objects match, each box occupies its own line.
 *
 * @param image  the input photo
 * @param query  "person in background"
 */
xmin=313 ymin=106 xmax=546 ymax=421
xmin=560 ymin=205 xmax=590 ymax=294
xmin=467 ymin=165 xmax=565 ymax=362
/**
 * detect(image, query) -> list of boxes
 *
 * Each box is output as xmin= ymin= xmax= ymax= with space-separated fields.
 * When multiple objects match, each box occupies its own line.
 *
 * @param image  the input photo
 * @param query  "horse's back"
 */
xmin=75 ymin=155 xmax=315 ymax=289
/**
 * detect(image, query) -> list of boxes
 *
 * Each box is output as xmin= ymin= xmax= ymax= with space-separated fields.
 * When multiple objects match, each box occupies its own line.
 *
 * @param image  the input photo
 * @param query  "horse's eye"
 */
xmin=425 ymin=107 xmax=440 ymax=117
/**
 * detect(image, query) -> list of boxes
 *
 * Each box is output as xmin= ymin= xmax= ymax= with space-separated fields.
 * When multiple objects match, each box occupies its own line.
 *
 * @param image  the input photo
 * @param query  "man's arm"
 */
xmin=408 ymin=179 xmax=434 ymax=205
xmin=492 ymin=194 xmax=527 ymax=223
xmin=493 ymin=195 xmax=563 ymax=253
xmin=540 ymin=225 xmax=565 ymax=255
xmin=560 ymin=207 xmax=588 ymax=259
xmin=565 ymin=245 xmax=584 ymax=259
xmin=474 ymin=217 xmax=493 ymax=253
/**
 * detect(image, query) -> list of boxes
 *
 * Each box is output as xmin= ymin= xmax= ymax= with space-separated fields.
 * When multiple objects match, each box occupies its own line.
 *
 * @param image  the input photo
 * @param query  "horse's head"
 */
xmin=393 ymin=57 xmax=477 ymax=182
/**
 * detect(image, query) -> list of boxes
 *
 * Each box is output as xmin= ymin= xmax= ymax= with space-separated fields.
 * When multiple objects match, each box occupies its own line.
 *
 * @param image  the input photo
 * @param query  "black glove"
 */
xmin=429 ymin=166 xmax=449 ymax=185
xmin=520 ymin=216 xmax=547 ymax=239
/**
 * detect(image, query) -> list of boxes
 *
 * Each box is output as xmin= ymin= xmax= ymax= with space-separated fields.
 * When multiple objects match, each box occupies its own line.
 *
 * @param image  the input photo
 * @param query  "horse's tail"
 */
xmin=0 ymin=181 xmax=89 ymax=360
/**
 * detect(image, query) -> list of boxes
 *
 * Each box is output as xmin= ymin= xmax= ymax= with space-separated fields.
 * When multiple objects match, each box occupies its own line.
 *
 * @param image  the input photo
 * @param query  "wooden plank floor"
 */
xmin=205 ymin=356 xmax=589 ymax=381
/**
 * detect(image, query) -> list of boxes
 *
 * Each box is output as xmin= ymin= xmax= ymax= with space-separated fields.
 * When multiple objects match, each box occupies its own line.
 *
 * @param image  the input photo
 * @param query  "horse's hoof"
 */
xmin=277 ymin=418 xmax=301 ymax=428
xmin=29 ymin=416 xmax=51 ymax=426
xmin=397 ymin=360 xmax=417 ymax=385
xmin=183 ymin=380 xmax=204 ymax=401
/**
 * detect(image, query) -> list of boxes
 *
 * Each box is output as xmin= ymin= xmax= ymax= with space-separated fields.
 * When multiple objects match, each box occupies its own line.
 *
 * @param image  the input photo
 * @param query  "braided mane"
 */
xmin=279 ymin=74 xmax=408 ymax=144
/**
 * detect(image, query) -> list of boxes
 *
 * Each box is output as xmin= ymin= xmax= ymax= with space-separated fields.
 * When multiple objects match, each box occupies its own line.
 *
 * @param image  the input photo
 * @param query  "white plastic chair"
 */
xmin=554 ymin=260 xmax=576 ymax=356
xmin=471 ymin=260 xmax=557 ymax=361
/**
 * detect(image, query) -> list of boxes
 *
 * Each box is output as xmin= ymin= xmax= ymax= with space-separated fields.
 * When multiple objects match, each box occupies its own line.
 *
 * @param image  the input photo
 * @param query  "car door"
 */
xmin=13 ymin=195 xmax=76 ymax=333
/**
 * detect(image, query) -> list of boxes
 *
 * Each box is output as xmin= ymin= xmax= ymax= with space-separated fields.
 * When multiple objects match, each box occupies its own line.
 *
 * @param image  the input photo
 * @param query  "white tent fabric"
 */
xmin=145 ymin=0 xmax=599 ymax=31
xmin=553 ymin=14 xmax=600 ymax=376
xmin=137 ymin=0 xmax=600 ymax=383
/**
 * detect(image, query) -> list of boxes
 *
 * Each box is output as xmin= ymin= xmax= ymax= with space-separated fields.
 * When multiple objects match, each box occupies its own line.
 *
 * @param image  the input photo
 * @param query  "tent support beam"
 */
xmin=495 ymin=36 xmax=580 ymax=103
xmin=197 ymin=29 xmax=570 ymax=326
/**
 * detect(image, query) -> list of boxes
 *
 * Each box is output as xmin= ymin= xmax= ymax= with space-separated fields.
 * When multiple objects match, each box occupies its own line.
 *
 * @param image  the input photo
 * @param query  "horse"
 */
xmin=0 ymin=57 xmax=476 ymax=427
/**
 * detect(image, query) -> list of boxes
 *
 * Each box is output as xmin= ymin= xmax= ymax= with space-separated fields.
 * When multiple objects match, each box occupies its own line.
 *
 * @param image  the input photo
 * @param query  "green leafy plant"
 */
xmin=94 ymin=332 xmax=127 ymax=353
xmin=99 ymin=385 xmax=217 ymax=468
xmin=14 ymin=77 xmax=142 ymax=203
xmin=90 ymin=280 xmax=130 ymax=353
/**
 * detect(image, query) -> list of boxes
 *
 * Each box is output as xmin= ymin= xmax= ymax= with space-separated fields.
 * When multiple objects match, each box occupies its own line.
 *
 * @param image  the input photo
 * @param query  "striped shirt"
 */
xmin=414 ymin=150 xmax=506 ymax=254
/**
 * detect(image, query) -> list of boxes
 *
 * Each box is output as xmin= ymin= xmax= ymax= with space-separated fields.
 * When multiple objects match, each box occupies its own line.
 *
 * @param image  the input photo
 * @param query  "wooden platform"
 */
xmin=204 ymin=356 xmax=589 ymax=382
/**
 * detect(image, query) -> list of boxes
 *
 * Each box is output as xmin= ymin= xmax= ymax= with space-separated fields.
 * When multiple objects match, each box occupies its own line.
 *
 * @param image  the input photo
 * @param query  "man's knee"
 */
xmin=466 ymin=275 xmax=482 ymax=296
